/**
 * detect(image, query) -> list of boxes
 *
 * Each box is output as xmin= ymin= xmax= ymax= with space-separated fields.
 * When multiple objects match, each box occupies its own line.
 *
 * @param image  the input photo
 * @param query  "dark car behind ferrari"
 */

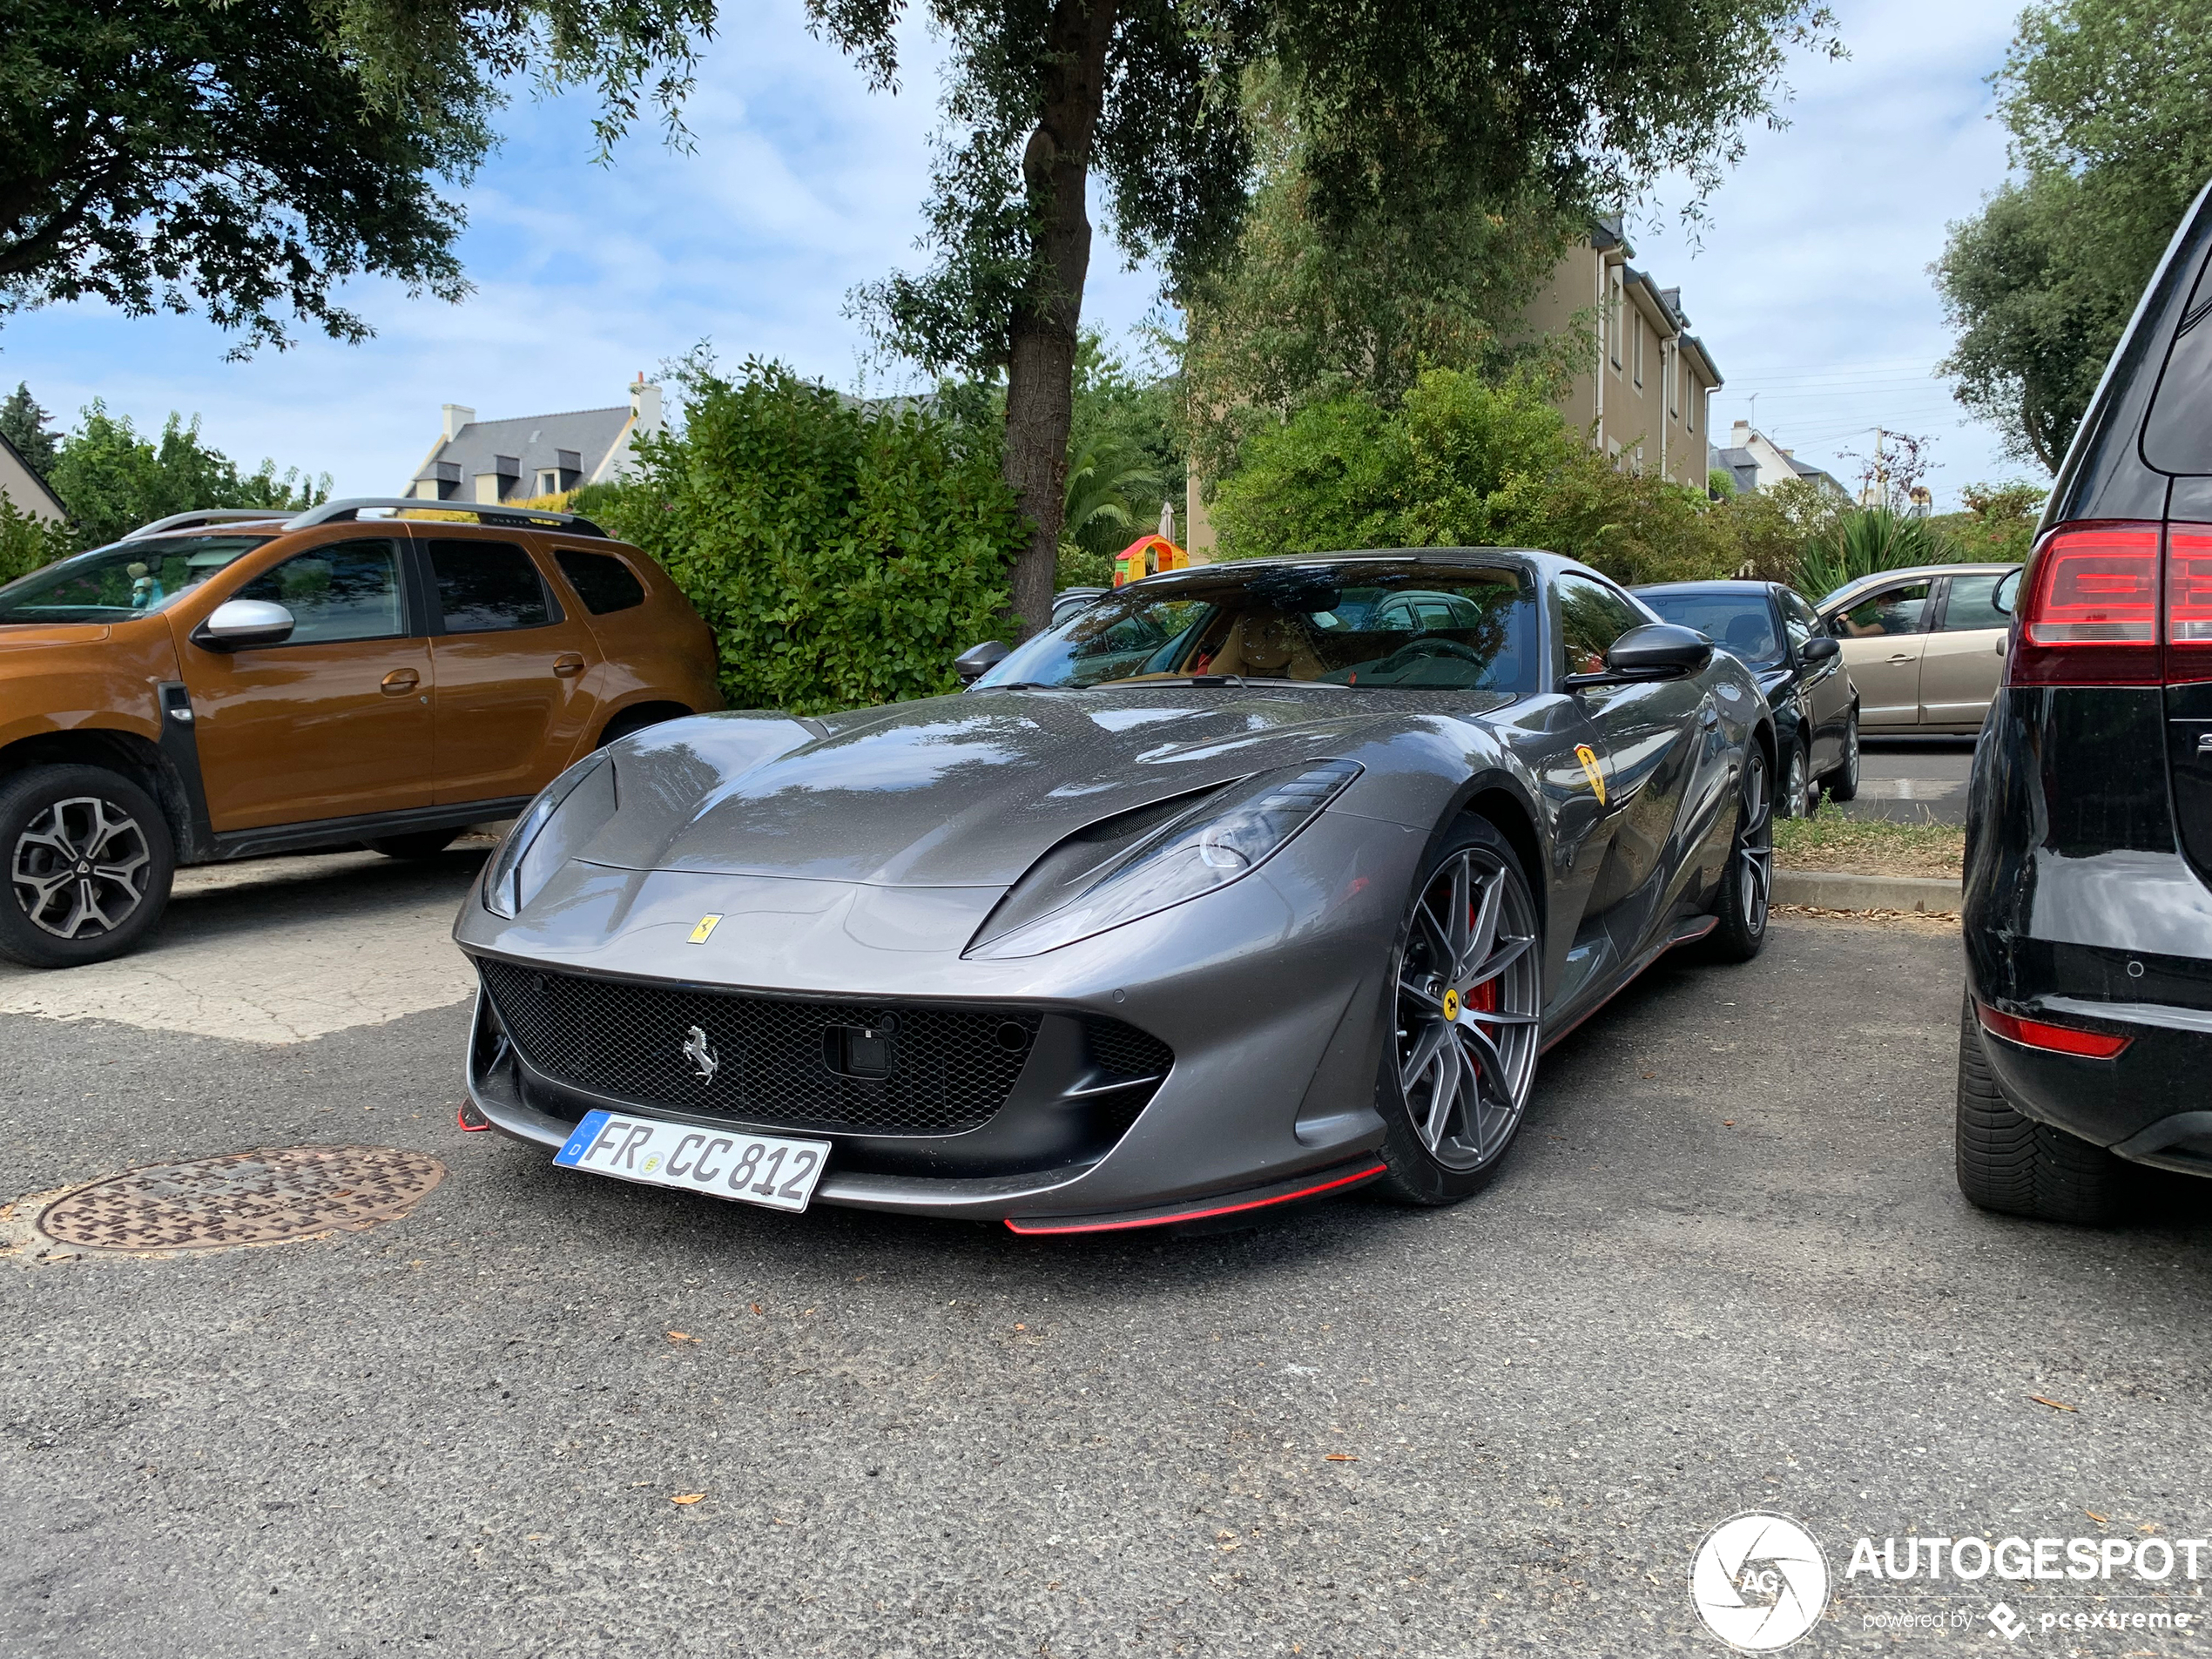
xmin=1635 ymin=580 xmax=1858 ymax=817
xmin=1958 ymin=175 xmax=2212 ymax=1224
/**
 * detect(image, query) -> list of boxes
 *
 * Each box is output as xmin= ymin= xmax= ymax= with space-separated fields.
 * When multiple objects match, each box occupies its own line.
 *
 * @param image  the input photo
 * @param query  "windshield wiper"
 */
xmin=1092 ymin=674 xmax=1348 ymax=691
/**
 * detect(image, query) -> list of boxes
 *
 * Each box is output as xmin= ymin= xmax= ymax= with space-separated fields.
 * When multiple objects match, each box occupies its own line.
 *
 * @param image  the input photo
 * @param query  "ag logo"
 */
xmin=1689 ymin=1512 xmax=1829 ymax=1651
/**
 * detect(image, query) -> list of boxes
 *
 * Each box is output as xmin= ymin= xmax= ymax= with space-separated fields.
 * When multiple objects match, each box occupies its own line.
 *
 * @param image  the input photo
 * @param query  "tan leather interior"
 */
xmin=1205 ymin=611 xmax=1325 ymax=679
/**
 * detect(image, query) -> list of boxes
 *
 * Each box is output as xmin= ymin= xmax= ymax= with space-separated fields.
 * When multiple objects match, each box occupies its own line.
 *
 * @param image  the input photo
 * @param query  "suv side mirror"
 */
xmin=954 ymin=639 xmax=1011 ymax=685
xmin=1799 ymin=635 xmax=1841 ymax=664
xmin=194 ymin=598 xmax=296 ymax=651
xmin=1562 ymin=623 xmax=1713 ymax=690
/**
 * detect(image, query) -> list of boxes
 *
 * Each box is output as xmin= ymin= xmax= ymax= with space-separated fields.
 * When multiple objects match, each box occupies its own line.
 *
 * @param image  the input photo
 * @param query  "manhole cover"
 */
xmin=36 ymin=1145 xmax=446 ymax=1253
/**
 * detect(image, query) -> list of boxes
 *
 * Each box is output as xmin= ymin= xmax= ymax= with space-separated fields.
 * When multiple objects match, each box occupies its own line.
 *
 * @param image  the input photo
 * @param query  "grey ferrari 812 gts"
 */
xmin=455 ymin=550 xmax=1776 ymax=1232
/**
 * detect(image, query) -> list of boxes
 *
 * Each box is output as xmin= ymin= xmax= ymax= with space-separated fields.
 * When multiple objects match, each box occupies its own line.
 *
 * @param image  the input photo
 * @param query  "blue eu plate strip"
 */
xmin=555 ymin=1110 xmax=611 ymax=1167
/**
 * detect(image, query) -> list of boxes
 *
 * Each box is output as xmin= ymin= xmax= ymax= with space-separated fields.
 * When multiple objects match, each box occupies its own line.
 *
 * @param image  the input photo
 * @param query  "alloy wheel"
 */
xmin=1841 ymin=718 xmax=1860 ymax=790
xmin=1393 ymin=846 xmax=1541 ymax=1170
xmin=1736 ymin=752 xmax=1774 ymax=935
xmin=10 ymin=796 xmax=152 ymax=940
xmin=1784 ymin=745 xmax=1810 ymax=818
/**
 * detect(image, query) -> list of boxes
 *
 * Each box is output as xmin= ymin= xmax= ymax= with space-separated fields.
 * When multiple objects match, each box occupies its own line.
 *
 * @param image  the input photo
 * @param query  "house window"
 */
xmin=1633 ymin=314 xmax=1644 ymax=388
xmin=1668 ymin=347 xmax=1680 ymax=419
xmin=536 ymin=469 xmax=560 ymax=497
xmin=1687 ymin=380 xmax=1698 ymax=434
xmin=1608 ymin=270 xmax=1623 ymax=370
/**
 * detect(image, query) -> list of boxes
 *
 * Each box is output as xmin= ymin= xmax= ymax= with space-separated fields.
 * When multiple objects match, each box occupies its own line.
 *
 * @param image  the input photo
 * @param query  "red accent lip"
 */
xmin=1004 ymin=1163 xmax=1389 ymax=1236
xmin=458 ymin=1103 xmax=492 ymax=1131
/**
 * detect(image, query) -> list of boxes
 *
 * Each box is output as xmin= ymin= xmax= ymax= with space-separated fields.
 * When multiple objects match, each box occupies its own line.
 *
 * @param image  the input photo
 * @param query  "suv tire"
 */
xmin=0 ymin=764 xmax=177 ymax=968
xmin=1954 ymin=994 xmax=2123 ymax=1224
xmin=367 ymin=830 xmax=461 ymax=860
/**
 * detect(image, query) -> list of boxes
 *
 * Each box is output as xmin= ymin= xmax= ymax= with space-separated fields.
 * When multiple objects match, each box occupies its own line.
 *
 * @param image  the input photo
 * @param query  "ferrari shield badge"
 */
xmin=1574 ymin=745 xmax=1607 ymax=806
xmin=689 ymin=914 xmax=723 ymax=944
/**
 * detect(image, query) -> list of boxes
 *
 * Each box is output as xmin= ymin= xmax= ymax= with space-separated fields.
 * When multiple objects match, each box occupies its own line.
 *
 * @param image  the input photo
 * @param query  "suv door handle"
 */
xmin=553 ymin=653 xmax=587 ymax=678
xmin=381 ymin=668 xmax=420 ymax=695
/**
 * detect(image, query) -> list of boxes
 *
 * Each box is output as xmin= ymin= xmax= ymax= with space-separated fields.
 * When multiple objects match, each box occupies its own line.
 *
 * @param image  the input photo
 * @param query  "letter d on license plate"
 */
xmin=553 ymin=1111 xmax=828 ymax=1213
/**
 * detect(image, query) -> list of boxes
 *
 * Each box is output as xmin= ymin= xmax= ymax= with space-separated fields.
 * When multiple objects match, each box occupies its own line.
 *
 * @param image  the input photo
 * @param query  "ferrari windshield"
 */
xmin=0 ymin=537 xmax=272 ymax=625
xmin=977 ymin=561 xmax=1539 ymax=692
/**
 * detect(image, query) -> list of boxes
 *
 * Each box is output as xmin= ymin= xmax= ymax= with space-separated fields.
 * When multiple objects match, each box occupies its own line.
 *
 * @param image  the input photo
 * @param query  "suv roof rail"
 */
xmin=122 ymin=509 xmax=293 ymax=541
xmin=282 ymin=497 xmax=610 ymax=537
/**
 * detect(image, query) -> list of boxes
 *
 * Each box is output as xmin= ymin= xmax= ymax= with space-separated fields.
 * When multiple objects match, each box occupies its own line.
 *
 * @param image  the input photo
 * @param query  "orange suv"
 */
xmin=0 ymin=497 xmax=721 ymax=968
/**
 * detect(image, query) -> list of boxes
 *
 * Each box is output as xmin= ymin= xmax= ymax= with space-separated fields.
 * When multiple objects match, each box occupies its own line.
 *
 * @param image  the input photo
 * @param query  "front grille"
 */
xmin=1084 ymin=1017 xmax=1174 ymax=1079
xmin=477 ymin=959 xmax=1040 ymax=1136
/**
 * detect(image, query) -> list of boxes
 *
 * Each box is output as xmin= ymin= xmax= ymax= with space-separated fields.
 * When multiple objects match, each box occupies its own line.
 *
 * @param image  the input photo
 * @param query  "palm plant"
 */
xmin=1059 ymin=432 xmax=1165 ymax=587
xmin=1795 ymin=507 xmax=1962 ymax=604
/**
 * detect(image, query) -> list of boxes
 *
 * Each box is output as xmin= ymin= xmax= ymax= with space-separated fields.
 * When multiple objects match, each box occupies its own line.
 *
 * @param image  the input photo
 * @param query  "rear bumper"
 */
xmin=1969 ymin=995 xmax=2212 ymax=1175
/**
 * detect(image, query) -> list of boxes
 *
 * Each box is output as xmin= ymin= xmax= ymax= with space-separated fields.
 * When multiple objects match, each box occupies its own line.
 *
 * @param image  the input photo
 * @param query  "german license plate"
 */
xmin=553 ymin=1111 xmax=828 ymax=1213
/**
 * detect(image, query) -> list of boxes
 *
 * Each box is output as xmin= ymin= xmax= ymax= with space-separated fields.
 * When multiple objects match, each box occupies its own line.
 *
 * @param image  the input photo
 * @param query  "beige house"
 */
xmin=0 ymin=431 xmax=65 ymax=523
xmin=1185 ymin=219 xmax=1723 ymax=560
xmin=406 ymin=376 xmax=664 ymax=504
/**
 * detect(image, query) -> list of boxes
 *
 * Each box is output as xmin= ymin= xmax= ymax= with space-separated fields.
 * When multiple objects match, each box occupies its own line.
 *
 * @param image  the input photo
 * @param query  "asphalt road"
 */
xmin=4 ymin=853 xmax=2209 ymax=1657
xmin=1835 ymin=738 xmax=1973 ymax=826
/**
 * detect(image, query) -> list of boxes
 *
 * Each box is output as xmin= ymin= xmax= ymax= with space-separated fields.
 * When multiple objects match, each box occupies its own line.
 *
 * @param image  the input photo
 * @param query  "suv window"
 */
xmin=1556 ymin=573 xmax=1647 ymax=676
xmin=1779 ymin=594 xmax=1813 ymax=655
xmin=555 ymin=548 xmax=646 ymax=616
xmin=0 ymin=536 xmax=268 ymax=624
xmin=429 ymin=540 xmax=553 ymax=633
xmin=1940 ymin=572 xmax=2017 ymax=632
xmin=1831 ymin=581 xmax=1931 ymax=639
xmin=232 ymin=540 xmax=406 ymax=644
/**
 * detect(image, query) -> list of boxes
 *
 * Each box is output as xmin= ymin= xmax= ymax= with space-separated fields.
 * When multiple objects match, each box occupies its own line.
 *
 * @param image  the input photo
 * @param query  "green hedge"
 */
xmin=589 ymin=361 xmax=1023 ymax=716
xmin=0 ymin=498 xmax=73 ymax=586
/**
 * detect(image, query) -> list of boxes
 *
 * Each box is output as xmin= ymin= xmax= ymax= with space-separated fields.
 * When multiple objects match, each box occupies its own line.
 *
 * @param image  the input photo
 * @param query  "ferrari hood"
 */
xmin=580 ymin=688 xmax=1478 ymax=888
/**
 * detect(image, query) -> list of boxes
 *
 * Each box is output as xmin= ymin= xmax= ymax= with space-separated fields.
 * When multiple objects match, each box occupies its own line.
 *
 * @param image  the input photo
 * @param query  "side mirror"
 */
xmin=954 ymin=638 xmax=1011 ymax=685
xmin=194 ymin=598 xmax=295 ymax=651
xmin=1563 ymin=623 xmax=1713 ymax=690
xmin=1799 ymin=635 xmax=1841 ymax=664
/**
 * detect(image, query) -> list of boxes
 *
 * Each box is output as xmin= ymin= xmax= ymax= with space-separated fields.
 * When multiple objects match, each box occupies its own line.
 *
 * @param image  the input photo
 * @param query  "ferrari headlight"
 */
xmin=967 ymin=759 xmax=1361 ymax=958
xmin=482 ymin=750 xmax=617 ymax=918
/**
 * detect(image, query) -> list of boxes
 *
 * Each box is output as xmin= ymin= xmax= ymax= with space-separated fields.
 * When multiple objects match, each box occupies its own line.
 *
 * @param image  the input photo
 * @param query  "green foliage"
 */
xmin=1723 ymin=476 xmax=1851 ymax=584
xmin=1925 ymin=480 xmax=2047 ymax=565
xmin=598 ymin=361 xmax=1025 ymax=715
xmin=1059 ymin=431 xmax=1162 ymax=588
xmin=1 ymin=0 xmax=484 ymax=351
xmin=1935 ymin=0 xmax=2212 ymax=469
xmin=1794 ymin=509 xmax=1963 ymax=605
xmin=1210 ymin=368 xmax=1744 ymax=586
xmin=44 ymin=402 xmax=330 ymax=551
xmin=1 ymin=383 xmax=58 ymax=476
xmin=1709 ymin=469 xmax=1738 ymax=500
xmin=0 ymin=496 xmax=73 ymax=584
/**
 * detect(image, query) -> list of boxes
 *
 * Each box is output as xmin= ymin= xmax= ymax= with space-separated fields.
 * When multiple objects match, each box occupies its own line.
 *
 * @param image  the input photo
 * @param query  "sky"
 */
xmin=1 ymin=0 xmax=2027 ymax=510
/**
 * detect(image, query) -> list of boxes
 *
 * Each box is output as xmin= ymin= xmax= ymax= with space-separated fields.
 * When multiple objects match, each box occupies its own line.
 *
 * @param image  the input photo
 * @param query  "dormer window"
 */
xmin=536 ymin=469 xmax=561 ymax=497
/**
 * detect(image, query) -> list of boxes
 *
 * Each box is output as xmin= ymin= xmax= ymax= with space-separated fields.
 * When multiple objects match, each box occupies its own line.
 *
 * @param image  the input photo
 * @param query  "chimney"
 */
xmin=442 ymin=403 xmax=476 ymax=442
xmin=1731 ymin=419 xmax=1752 ymax=447
xmin=630 ymin=374 xmax=663 ymax=441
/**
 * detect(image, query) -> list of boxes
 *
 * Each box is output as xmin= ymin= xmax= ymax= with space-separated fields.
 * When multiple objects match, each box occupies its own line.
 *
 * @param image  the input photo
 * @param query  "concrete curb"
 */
xmin=1773 ymin=870 xmax=1963 ymax=914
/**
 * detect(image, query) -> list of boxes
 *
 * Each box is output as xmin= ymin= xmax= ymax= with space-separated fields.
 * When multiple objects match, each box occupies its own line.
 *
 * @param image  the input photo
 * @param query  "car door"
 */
xmin=1918 ymin=570 xmax=2020 ymax=730
xmin=421 ymin=535 xmax=606 ymax=806
xmin=1780 ymin=589 xmax=1849 ymax=772
xmin=176 ymin=536 xmax=434 ymax=831
xmin=1826 ymin=579 xmax=1933 ymax=728
xmin=1556 ymin=572 xmax=1710 ymax=949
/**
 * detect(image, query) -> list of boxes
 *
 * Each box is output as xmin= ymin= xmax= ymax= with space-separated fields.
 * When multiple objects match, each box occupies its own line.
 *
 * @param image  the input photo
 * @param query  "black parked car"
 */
xmin=1958 ymin=176 xmax=2212 ymax=1224
xmin=1635 ymin=580 xmax=1858 ymax=817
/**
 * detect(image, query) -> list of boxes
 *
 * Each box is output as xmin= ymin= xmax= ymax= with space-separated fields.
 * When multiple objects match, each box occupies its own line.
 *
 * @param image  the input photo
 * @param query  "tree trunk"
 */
xmin=1002 ymin=0 xmax=1118 ymax=637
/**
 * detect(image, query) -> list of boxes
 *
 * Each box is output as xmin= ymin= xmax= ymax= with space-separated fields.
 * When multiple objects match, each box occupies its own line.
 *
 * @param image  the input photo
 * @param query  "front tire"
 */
xmin=1781 ymin=738 xmax=1812 ymax=819
xmin=1372 ymin=817 xmax=1543 ymax=1206
xmin=1954 ymin=994 xmax=2123 ymax=1224
xmin=1703 ymin=741 xmax=1772 ymax=963
xmin=0 ymin=764 xmax=176 ymax=968
xmin=1824 ymin=709 xmax=1860 ymax=803
xmin=366 ymin=830 xmax=461 ymax=860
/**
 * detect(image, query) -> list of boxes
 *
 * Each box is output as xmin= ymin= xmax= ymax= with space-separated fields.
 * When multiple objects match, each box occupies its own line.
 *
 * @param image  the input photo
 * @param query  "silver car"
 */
xmin=1815 ymin=563 xmax=2022 ymax=734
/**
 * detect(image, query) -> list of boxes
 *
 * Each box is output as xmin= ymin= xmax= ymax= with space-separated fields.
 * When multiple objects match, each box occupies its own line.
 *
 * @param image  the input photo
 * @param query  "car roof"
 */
xmin=1817 ymin=562 xmax=2021 ymax=610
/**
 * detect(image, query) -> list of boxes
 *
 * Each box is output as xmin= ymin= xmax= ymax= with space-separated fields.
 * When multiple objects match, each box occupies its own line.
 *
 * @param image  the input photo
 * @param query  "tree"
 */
xmin=1 ymin=0 xmax=489 ymax=352
xmin=0 ymin=383 xmax=57 ymax=476
xmin=1936 ymin=0 xmax=2212 ymax=470
xmin=45 ymin=403 xmax=330 ymax=550
xmin=340 ymin=0 xmax=1834 ymax=630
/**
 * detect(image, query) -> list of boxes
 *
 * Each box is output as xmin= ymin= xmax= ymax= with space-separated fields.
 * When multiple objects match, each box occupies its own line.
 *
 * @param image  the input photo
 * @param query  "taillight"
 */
xmin=2168 ymin=527 xmax=2212 ymax=683
xmin=2011 ymin=523 xmax=2161 ymax=685
xmin=1975 ymin=1001 xmax=2131 ymax=1059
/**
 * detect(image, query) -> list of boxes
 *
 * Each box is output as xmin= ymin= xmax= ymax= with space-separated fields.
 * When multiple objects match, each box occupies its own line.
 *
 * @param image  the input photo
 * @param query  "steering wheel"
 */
xmin=1371 ymin=637 xmax=1489 ymax=676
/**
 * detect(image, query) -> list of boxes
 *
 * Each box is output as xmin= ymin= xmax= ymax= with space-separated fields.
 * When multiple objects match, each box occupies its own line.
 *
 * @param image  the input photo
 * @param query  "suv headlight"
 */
xmin=482 ymin=750 xmax=617 ymax=918
xmin=966 ymin=759 xmax=1362 ymax=958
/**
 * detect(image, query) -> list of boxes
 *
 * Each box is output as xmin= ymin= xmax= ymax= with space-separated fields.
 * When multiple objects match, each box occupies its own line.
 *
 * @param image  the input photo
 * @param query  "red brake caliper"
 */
xmin=1466 ymin=895 xmax=1498 ymax=1013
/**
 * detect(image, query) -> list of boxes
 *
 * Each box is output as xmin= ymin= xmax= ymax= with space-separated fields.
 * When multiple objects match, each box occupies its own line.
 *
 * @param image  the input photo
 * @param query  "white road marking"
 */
xmin=0 ymin=849 xmax=487 ymax=1045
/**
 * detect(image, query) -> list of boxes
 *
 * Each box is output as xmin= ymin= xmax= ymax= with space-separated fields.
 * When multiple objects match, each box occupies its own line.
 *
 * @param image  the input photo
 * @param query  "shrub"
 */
xmin=1210 ymin=368 xmax=1742 ymax=585
xmin=598 ymin=361 xmax=1024 ymax=715
xmin=1795 ymin=508 xmax=1963 ymax=604
xmin=0 ymin=498 xmax=72 ymax=585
